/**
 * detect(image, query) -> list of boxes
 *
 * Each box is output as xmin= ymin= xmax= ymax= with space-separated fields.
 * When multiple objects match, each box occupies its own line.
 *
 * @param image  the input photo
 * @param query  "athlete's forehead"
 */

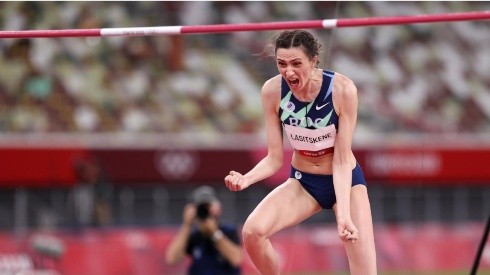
xmin=276 ymin=47 xmax=309 ymax=62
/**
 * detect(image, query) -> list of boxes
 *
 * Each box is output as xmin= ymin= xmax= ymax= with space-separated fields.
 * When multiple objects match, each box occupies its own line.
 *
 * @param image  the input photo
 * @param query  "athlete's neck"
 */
xmin=293 ymin=68 xmax=323 ymax=102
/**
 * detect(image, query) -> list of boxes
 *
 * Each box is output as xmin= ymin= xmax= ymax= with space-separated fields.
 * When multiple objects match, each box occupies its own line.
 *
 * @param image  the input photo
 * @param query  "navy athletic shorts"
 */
xmin=290 ymin=163 xmax=367 ymax=209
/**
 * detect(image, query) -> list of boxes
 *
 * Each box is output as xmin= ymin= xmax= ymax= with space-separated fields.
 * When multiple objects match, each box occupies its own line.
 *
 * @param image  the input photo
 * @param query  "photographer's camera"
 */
xmin=196 ymin=203 xmax=211 ymax=221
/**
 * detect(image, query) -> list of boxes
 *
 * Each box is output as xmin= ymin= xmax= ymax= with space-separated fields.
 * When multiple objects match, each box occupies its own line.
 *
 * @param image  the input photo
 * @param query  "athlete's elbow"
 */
xmin=266 ymin=153 xmax=283 ymax=171
xmin=332 ymin=151 xmax=351 ymax=167
xmin=269 ymin=157 xmax=283 ymax=172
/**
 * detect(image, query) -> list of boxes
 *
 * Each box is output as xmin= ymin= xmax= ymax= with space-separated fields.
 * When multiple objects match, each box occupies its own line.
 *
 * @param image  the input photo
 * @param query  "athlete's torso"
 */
xmin=279 ymin=69 xmax=339 ymax=158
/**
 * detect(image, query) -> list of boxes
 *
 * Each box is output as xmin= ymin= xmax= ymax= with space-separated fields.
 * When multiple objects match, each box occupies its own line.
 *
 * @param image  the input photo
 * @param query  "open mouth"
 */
xmin=289 ymin=79 xmax=299 ymax=86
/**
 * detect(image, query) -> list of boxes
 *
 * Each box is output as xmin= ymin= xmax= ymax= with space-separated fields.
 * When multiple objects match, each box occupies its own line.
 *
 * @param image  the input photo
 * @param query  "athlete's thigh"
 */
xmin=246 ymin=178 xmax=321 ymax=237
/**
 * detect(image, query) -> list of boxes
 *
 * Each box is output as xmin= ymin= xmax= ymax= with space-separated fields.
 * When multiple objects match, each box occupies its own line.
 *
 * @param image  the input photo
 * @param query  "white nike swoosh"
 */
xmin=315 ymin=102 xmax=330 ymax=110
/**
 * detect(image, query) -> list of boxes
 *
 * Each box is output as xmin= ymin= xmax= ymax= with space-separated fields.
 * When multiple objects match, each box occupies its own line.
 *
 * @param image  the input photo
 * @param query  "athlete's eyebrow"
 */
xmin=276 ymin=58 xmax=302 ymax=62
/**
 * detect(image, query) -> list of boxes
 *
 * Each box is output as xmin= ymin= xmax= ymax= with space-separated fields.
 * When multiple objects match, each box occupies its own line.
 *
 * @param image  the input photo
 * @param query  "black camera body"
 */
xmin=196 ymin=202 xmax=211 ymax=221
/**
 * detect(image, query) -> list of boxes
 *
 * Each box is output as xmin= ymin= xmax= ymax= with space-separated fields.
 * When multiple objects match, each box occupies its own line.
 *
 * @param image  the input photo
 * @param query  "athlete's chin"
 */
xmin=289 ymin=84 xmax=302 ymax=93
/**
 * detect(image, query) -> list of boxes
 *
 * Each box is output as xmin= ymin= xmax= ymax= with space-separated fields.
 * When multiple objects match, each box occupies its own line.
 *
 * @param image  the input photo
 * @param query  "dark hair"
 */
xmin=261 ymin=30 xmax=322 ymax=65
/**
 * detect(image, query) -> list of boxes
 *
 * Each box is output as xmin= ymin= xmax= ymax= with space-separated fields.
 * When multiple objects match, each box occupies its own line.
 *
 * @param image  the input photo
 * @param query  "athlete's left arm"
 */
xmin=332 ymin=73 xmax=359 ymax=241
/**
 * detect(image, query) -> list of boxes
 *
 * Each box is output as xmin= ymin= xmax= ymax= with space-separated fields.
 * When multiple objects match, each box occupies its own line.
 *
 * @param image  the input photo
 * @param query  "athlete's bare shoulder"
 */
xmin=261 ymin=74 xmax=282 ymax=97
xmin=332 ymin=72 xmax=357 ymax=102
xmin=333 ymin=72 xmax=356 ymax=92
xmin=332 ymin=72 xmax=357 ymax=113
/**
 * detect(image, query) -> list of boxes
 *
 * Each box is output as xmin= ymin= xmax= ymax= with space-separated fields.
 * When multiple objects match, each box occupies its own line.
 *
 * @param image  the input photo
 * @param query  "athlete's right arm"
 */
xmin=225 ymin=77 xmax=284 ymax=191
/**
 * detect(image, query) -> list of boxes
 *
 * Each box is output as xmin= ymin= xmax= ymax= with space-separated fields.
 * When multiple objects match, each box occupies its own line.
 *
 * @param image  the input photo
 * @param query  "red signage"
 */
xmin=0 ymin=147 xmax=489 ymax=187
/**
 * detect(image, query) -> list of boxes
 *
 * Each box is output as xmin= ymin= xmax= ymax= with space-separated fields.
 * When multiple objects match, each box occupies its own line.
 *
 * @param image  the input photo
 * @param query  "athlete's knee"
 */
xmin=242 ymin=218 xmax=268 ymax=245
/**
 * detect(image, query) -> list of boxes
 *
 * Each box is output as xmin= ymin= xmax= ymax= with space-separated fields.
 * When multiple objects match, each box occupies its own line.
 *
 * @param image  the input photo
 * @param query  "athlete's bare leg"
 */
xmin=334 ymin=185 xmax=377 ymax=275
xmin=242 ymin=179 xmax=321 ymax=275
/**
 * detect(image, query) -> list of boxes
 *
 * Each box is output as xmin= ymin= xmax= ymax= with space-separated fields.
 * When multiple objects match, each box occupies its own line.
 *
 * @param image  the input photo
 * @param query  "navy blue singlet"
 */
xmin=279 ymin=69 xmax=339 ymax=131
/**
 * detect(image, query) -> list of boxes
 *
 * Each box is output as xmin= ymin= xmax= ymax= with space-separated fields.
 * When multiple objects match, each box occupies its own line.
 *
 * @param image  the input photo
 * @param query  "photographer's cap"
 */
xmin=190 ymin=185 xmax=218 ymax=204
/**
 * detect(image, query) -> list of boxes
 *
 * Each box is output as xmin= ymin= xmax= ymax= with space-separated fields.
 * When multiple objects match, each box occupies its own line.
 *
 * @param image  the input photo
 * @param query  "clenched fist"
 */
xmin=224 ymin=171 xmax=252 ymax=191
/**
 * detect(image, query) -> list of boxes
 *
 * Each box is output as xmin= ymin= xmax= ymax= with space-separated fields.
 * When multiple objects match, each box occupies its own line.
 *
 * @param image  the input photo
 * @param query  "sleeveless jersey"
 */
xmin=278 ymin=70 xmax=339 ymax=157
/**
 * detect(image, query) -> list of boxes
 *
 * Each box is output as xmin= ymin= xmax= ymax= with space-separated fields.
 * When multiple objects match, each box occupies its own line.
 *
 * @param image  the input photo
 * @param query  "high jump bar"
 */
xmin=0 ymin=10 xmax=489 ymax=38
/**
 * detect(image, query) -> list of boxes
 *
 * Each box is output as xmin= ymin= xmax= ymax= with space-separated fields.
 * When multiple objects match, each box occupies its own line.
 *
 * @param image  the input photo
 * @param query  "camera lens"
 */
xmin=196 ymin=203 xmax=210 ymax=220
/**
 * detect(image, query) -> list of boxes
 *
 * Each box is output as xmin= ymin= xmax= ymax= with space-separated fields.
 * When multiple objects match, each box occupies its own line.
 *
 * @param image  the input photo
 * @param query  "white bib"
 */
xmin=284 ymin=123 xmax=336 ymax=152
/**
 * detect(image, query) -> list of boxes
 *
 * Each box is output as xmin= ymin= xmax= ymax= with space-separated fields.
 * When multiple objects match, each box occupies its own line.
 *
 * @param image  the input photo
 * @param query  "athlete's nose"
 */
xmin=286 ymin=67 xmax=295 ymax=77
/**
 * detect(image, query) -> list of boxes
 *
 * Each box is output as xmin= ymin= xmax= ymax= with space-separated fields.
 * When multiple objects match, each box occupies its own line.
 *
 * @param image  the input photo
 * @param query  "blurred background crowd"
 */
xmin=0 ymin=1 xmax=489 ymax=139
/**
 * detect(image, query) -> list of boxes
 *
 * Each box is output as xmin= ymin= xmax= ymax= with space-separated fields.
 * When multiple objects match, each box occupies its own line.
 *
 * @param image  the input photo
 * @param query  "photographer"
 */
xmin=165 ymin=185 xmax=243 ymax=275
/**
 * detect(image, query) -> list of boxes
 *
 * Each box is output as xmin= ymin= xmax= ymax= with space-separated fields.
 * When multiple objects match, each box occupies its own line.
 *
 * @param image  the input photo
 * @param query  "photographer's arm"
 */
xmin=212 ymin=230 xmax=243 ymax=267
xmin=165 ymin=204 xmax=195 ymax=265
xmin=200 ymin=216 xmax=243 ymax=268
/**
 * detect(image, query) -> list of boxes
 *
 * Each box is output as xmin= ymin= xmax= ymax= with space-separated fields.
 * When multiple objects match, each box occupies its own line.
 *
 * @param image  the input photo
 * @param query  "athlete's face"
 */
xmin=276 ymin=47 xmax=317 ymax=93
